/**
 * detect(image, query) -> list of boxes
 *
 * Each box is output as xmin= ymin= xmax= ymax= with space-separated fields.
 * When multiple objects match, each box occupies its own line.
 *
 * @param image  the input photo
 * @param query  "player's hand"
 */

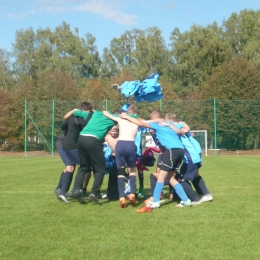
xmin=179 ymin=128 xmax=187 ymax=135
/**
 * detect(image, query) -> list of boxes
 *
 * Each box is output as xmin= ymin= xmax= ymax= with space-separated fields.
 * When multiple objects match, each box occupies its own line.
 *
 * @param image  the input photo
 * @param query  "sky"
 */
xmin=1 ymin=0 xmax=260 ymax=55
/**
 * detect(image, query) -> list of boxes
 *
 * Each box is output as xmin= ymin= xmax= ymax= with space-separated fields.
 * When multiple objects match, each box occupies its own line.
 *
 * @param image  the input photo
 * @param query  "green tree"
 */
xmin=223 ymin=9 xmax=260 ymax=65
xmin=0 ymin=49 xmax=15 ymax=91
xmin=169 ymin=23 xmax=228 ymax=97
xmin=100 ymin=27 xmax=170 ymax=80
xmin=200 ymin=56 xmax=260 ymax=150
xmin=13 ymin=22 xmax=101 ymax=90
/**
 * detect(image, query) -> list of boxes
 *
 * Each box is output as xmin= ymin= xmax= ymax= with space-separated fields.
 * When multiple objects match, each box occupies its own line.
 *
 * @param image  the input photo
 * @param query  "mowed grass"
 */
xmin=0 ymin=155 xmax=260 ymax=260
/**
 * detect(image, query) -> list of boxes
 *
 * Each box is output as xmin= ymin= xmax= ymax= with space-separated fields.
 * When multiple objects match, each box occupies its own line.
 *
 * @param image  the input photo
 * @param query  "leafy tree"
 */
xmin=0 ymin=49 xmax=15 ymax=91
xmin=0 ymin=90 xmax=10 ymax=140
xmin=13 ymin=22 xmax=101 ymax=89
xmin=223 ymin=9 xmax=260 ymax=65
xmin=200 ymin=56 xmax=260 ymax=149
xmin=100 ymin=27 xmax=170 ymax=80
xmin=169 ymin=23 xmax=228 ymax=97
xmin=201 ymin=56 xmax=260 ymax=100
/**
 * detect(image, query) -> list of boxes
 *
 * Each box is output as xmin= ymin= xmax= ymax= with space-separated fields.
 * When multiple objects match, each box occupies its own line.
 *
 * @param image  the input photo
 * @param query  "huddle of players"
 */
xmin=54 ymin=102 xmax=213 ymax=212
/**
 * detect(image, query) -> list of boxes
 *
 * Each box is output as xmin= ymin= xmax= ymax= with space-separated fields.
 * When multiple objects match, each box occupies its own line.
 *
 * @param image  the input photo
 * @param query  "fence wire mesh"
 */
xmin=22 ymin=99 xmax=260 ymax=155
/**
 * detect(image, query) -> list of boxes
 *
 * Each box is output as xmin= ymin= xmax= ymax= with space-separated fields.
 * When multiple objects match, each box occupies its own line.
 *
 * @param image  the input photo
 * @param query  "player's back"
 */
xmin=118 ymin=118 xmax=139 ymax=141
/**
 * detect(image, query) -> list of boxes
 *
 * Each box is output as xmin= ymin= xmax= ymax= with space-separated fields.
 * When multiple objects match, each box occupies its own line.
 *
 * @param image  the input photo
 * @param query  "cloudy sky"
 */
xmin=1 ymin=0 xmax=259 ymax=54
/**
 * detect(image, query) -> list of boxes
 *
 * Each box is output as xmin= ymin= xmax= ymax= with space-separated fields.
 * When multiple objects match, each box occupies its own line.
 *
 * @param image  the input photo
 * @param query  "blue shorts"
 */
xmin=57 ymin=147 xmax=68 ymax=165
xmin=115 ymin=140 xmax=137 ymax=169
xmin=180 ymin=162 xmax=201 ymax=181
xmin=65 ymin=149 xmax=80 ymax=166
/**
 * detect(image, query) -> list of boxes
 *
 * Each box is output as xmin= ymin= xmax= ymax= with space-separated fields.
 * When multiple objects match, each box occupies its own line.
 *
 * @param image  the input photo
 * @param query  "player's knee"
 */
xmin=117 ymin=167 xmax=126 ymax=177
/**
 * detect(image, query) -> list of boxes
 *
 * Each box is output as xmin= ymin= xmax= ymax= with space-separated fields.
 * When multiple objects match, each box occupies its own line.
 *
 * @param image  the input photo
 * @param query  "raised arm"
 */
xmin=102 ymin=111 xmax=119 ymax=122
xmin=146 ymin=118 xmax=165 ymax=123
xmin=64 ymin=109 xmax=79 ymax=119
xmin=159 ymin=121 xmax=180 ymax=134
xmin=178 ymin=121 xmax=190 ymax=135
xmin=120 ymin=113 xmax=150 ymax=128
xmin=73 ymin=110 xmax=90 ymax=118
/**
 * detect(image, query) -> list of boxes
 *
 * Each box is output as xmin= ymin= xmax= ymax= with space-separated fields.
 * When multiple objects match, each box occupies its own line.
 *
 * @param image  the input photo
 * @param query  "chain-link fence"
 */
xmin=21 ymin=99 xmax=260 ymax=156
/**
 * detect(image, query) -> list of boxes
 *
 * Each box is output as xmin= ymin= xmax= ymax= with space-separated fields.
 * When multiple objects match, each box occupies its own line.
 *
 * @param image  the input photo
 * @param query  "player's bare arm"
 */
xmin=146 ymin=118 xmax=165 ymax=123
xmin=159 ymin=122 xmax=180 ymax=134
xmin=64 ymin=109 xmax=79 ymax=119
xmin=120 ymin=113 xmax=150 ymax=128
xmin=179 ymin=121 xmax=190 ymax=132
xmin=102 ymin=111 xmax=119 ymax=122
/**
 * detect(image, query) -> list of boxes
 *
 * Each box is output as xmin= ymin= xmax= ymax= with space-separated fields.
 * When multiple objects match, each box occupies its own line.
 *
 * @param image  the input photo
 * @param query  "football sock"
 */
xmin=173 ymin=183 xmax=189 ymax=201
xmin=181 ymin=181 xmax=199 ymax=201
xmin=129 ymin=175 xmax=136 ymax=194
xmin=56 ymin=171 xmax=64 ymax=190
xmin=150 ymin=174 xmax=157 ymax=195
xmin=60 ymin=171 xmax=73 ymax=195
xmin=138 ymin=170 xmax=144 ymax=188
xmin=152 ymin=182 xmax=164 ymax=202
xmin=192 ymin=176 xmax=210 ymax=195
xmin=118 ymin=177 xmax=125 ymax=198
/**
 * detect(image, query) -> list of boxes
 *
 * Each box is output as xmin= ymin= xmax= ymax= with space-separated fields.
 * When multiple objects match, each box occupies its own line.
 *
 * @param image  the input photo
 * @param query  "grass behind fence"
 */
xmin=0 ymin=156 xmax=260 ymax=260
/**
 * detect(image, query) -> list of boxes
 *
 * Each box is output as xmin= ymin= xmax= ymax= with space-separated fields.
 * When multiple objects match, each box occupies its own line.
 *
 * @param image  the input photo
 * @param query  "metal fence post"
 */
xmin=214 ymin=98 xmax=217 ymax=155
xmin=52 ymin=99 xmax=55 ymax=157
xmin=24 ymin=100 xmax=27 ymax=157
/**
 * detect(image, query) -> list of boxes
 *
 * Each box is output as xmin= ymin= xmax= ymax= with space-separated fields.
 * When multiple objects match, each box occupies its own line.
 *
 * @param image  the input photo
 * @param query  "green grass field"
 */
xmin=1 ymin=156 xmax=260 ymax=260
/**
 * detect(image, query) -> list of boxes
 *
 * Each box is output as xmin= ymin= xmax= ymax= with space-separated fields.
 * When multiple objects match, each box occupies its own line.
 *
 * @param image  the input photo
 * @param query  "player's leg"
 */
xmin=69 ymin=136 xmax=91 ymax=204
xmin=125 ymin=142 xmax=138 ymax=205
xmin=107 ymin=160 xmax=119 ymax=200
xmin=193 ymin=169 xmax=213 ymax=202
xmin=54 ymin=147 xmax=67 ymax=194
xmin=81 ymin=172 xmax=92 ymax=196
xmin=137 ymin=170 xmax=144 ymax=197
xmin=87 ymin=137 xmax=107 ymax=204
xmin=165 ymin=149 xmax=191 ymax=207
xmin=180 ymin=163 xmax=201 ymax=204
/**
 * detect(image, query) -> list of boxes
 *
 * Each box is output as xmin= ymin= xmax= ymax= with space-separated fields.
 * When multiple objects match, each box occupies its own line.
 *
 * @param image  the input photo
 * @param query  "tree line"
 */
xmin=1 ymin=9 xmax=260 ymax=151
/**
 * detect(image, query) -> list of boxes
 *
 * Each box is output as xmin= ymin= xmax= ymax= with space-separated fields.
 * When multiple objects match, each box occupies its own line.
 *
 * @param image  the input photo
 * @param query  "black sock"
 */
xmin=118 ymin=177 xmax=125 ymax=198
xmin=138 ymin=170 xmax=144 ymax=188
xmin=181 ymin=181 xmax=199 ymax=201
xmin=60 ymin=171 xmax=73 ymax=195
xmin=150 ymin=174 xmax=157 ymax=196
xmin=56 ymin=171 xmax=64 ymax=190
xmin=192 ymin=176 xmax=210 ymax=195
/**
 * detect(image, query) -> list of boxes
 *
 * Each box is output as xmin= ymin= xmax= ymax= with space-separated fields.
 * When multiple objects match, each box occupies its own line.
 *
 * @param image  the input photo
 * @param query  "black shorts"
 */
xmin=160 ymin=148 xmax=184 ymax=172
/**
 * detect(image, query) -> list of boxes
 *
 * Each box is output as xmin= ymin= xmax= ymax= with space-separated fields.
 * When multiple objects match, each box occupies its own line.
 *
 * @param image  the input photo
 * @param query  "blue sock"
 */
xmin=152 ymin=182 xmax=164 ymax=202
xmin=129 ymin=175 xmax=136 ymax=194
xmin=174 ymin=183 xmax=189 ymax=201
